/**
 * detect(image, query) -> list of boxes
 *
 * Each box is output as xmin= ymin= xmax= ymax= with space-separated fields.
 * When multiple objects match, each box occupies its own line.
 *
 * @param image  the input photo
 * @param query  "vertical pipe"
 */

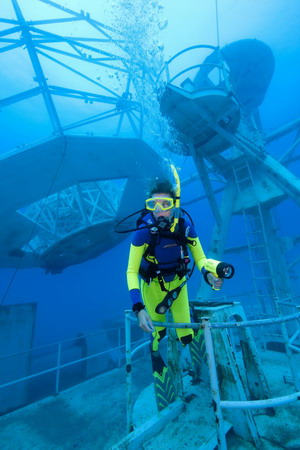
xmin=165 ymin=60 xmax=170 ymax=83
xmin=202 ymin=318 xmax=227 ymax=450
xmin=277 ymin=313 xmax=300 ymax=390
xmin=55 ymin=343 xmax=61 ymax=395
xmin=118 ymin=327 xmax=121 ymax=368
xmin=260 ymin=325 xmax=267 ymax=351
xmin=215 ymin=0 xmax=220 ymax=48
xmin=125 ymin=310 xmax=133 ymax=433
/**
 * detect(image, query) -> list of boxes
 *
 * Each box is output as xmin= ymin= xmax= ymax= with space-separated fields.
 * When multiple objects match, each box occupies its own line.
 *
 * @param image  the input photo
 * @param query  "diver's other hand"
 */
xmin=206 ymin=273 xmax=223 ymax=290
xmin=137 ymin=309 xmax=154 ymax=333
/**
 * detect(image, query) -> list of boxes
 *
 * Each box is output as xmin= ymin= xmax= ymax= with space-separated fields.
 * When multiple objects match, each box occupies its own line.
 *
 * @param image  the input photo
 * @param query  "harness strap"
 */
xmin=141 ymin=217 xmax=192 ymax=291
xmin=156 ymin=271 xmax=169 ymax=293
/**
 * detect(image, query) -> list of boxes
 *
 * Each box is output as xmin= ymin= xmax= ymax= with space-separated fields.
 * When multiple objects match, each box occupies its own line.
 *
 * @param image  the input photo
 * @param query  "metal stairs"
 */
xmin=232 ymin=159 xmax=300 ymax=389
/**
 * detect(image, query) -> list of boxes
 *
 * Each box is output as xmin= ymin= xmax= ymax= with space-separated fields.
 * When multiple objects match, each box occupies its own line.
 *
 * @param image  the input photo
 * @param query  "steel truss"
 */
xmin=18 ymin=179 xmax=124 ymax=255
xmin=0 ymin=0 xmax=154 ymax=139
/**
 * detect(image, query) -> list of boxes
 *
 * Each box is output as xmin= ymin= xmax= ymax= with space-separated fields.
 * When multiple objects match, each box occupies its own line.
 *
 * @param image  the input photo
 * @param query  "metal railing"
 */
xmin=0 ymin=325 xmax=147 ymax=415
xmin=124 ymin=309 xmax=300 ymax=449
xmin=155 ymin=44 xmax=232 ymax=93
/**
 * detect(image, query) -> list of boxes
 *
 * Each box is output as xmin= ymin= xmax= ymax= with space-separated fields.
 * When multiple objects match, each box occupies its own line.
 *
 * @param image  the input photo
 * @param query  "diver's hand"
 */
xmin=137 ymin=309 xmax=154 ymax=333
xmin=206 ymin=273 xmax=223 ymax=290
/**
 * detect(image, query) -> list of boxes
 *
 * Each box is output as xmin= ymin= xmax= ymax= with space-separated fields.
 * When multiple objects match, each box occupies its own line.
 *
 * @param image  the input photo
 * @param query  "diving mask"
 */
xmin=145 ymin=197 xmax=174 ymax=211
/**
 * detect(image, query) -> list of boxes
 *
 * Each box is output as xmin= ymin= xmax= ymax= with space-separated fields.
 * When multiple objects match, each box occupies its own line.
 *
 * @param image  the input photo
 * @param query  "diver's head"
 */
xmin=146 ymin=178 xmax=175 ymax=228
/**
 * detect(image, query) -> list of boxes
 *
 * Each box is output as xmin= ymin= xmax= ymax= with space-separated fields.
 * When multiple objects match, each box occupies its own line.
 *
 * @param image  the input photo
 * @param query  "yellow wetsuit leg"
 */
xmin=141 ymin=279 xmax=167 ymax=351
xmin=168 ymin=277 xmax=194 ymax=344
xmin=141 ymin=276 xmax=194 ymax=349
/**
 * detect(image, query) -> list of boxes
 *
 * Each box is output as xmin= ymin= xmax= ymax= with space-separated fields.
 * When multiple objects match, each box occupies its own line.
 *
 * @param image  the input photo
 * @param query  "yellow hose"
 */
xmin=170 ymin=164 xmax=181 ymax=233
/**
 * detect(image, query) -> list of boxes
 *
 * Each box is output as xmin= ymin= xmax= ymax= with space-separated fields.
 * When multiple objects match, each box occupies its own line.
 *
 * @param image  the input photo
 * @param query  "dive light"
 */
xmin=204 ymin=259 xmax=235 ymax=279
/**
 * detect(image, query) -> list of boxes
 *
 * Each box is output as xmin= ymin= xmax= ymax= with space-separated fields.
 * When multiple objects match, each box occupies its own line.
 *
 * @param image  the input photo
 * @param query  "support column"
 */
xmin=197 ymin=180 xmax=236 ymax=300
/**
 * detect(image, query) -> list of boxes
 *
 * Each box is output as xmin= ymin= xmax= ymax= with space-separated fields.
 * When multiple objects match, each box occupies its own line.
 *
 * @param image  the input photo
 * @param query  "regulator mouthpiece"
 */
xmin=155 ymin=216 xmax=171 ymax=231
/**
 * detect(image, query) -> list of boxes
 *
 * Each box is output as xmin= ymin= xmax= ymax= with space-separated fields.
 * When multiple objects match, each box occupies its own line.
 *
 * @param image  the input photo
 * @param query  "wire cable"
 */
xmin=215 ymin=0 xmax=220 ymax=47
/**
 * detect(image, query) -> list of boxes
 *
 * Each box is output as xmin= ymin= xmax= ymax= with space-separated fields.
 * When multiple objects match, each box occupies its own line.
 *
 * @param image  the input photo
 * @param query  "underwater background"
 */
xmin=0 ymin=2 xmax=300 ymax=446
xmin=1 ymin=0 xmax=299 ymax=346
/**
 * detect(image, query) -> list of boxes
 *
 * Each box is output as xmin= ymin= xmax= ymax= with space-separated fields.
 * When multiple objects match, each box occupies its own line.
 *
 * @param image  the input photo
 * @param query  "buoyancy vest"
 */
xmin=138 ymin=212 xmax=196 ymax=292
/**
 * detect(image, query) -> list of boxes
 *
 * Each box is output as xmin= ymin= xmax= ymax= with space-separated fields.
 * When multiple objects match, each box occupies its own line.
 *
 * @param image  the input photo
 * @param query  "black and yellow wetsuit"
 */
xmin=127 ymin=211 xmax=208 ymax=351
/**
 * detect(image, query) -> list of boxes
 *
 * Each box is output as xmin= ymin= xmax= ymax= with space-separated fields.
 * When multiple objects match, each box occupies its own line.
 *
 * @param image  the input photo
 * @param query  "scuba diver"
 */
xmin=126 ymin=165 xmax=234 ymax=350
xmin=123 ymin=164 xmax=234 ymax=410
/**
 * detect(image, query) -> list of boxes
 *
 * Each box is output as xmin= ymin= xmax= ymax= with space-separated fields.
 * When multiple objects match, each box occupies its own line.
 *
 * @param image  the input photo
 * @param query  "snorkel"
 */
xmin=170 ymin=164 xmax=180 ymax=233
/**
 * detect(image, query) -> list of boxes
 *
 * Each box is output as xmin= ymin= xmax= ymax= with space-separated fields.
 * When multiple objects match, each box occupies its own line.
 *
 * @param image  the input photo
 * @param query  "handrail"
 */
xmin=124 ymin=308 xmax=300 ymax=448
xmin=166 ymin=44 xmax=217 ymax=65
xmin=131 ymin=339 xmax=149 ymax=358
xmin=210 ymin=311 xmax=300 ymax=329
xmin=200 ymin=316 xmax=300 ymax=449
xmin=156 ymin=44 xmax=217 ymax=81
xmin=0 ymin=325 xmax=125 ymax=360
xmin=0 ymin=343 xmax=125 ymax=390
xmin=0 ymin=325 xmax=146 ymax=412
xmin=155 ymin=43 xmax=232 ymax=93
xmin=221 ymin=392 xmax=300 ymax=409
xmin=167 ymin=63 xmax=230 ymax=86
xmin=0 ymin=335 xmax=147 ymax=389
xmin=151 ymin=311 xmax=300 ymax=330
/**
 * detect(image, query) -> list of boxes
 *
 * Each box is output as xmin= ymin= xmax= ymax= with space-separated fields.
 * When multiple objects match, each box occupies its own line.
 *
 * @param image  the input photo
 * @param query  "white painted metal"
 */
xmin=123 ymin=308 xmax=300 ymax=448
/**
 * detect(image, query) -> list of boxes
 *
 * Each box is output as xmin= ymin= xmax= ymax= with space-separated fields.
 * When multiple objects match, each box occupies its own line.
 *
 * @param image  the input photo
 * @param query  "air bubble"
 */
xmin=158 ymin=19 xmax=168 ymax=30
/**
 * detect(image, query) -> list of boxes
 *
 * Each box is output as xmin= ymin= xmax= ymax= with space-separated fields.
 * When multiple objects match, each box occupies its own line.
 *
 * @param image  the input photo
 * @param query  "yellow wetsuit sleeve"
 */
xmin=188 ymin=237 xmax=208 ymax=272
xmin=126 ymin=243 xmax=147 ymax=291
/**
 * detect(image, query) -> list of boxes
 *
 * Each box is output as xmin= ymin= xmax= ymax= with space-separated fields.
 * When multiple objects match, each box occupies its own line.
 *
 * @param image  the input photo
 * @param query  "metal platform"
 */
xmin=0 ymin=134 xmax=165 ymax=272
xmin=160 ymin=85 xmax=240 ymax=155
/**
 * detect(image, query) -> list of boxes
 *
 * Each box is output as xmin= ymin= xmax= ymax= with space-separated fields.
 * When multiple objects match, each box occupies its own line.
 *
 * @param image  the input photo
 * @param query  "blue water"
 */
xmin=0 ymin=0 xmax=298 ymax=343
xmin=0 ymin=1 xmax=299 ymax=446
